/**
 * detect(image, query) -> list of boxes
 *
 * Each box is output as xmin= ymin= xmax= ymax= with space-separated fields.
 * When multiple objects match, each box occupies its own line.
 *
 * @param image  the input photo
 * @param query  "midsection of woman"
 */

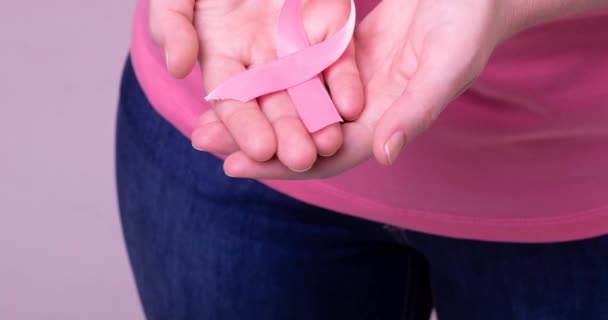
xmin=129 ymin=0 xmax=608 ymax=242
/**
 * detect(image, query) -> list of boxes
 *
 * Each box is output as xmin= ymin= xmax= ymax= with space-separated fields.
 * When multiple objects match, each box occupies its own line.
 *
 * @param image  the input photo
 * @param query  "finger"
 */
xmin=223 ymin=121 xmax=373 ymax=180
xmin=258 ymin=92 xmax=317 ymax=172
xmin=311 ymin=124 xmax=343 ymax=157
xmin=149 ymin=0 xmax=198 ymax=78
xmin=202 ymin=57 xmax=277 ymax=161
xmin=372 ymin=48 xmax=480 ymax=166
xmin=323 ymin=40 xmax=364 ymax=121
xmin=191 ymin=110 xmax=239 ymax=155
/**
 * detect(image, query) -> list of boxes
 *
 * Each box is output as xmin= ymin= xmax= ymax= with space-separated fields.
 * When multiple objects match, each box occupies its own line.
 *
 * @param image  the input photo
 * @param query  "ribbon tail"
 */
xmin=277 ymin=0 xmax=350 ymax=132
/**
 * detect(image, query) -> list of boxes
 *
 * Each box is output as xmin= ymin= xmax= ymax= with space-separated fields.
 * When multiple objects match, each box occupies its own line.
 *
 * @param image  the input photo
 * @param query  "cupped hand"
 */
xmin=149 ymin=0 xmax=364 ymax=172
xmin=211 ymin=0 xmax=519 ymax=179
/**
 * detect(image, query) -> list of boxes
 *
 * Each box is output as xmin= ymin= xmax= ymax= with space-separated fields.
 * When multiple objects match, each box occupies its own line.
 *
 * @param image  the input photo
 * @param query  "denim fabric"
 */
xmin=116 ymin=58 xmax=608 ymax=320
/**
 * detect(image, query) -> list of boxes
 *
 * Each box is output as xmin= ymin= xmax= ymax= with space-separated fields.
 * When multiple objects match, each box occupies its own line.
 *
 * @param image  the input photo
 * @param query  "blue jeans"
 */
xmin=116 ymin=58 xmax=608 ymax=320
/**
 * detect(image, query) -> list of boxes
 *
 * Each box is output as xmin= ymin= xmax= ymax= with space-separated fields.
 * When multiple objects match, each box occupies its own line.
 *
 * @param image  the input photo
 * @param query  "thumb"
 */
xmin=149 ymin=0 xmax=199 ymax=78
xmin=372 ymin=49 xmax=483 ymax=166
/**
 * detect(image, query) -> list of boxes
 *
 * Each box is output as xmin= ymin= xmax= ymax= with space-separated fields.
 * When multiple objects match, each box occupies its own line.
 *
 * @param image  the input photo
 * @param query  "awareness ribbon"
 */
xmin=205 ymin=0 xmax=356 ymax=133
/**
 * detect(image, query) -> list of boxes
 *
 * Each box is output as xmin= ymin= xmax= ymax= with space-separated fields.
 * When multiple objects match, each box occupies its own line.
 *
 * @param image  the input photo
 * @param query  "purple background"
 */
xmin=0 ymin=0 xmax=144 ymax=318
xmin=0 ymin=1 xmax=437 ymax=319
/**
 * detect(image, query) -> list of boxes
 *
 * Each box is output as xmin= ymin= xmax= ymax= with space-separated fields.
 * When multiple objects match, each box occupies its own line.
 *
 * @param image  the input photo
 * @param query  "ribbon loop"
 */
xmin=205 ymin=0 xmax=356 ymax=132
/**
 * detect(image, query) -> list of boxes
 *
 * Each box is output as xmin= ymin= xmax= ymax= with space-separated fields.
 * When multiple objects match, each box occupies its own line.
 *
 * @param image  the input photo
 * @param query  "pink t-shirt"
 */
xmin=130 ymin=0 xmax=608 ymax=243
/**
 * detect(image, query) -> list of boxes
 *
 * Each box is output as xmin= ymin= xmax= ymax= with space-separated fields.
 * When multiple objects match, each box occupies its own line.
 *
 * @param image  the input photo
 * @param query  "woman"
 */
xmin=116 ymin=0 xmax=608 ymax=319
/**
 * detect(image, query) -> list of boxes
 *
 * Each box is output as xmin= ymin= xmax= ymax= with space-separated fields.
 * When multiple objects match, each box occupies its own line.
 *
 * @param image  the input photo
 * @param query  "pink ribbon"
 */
xmin=205 ymin=0 xmax=356 ymax=133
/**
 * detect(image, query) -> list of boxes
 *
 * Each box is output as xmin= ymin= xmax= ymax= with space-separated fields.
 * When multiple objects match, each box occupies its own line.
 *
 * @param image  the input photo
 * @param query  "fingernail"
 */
xmin=191 ymin=141 xmax=206 ymax=152
xmin=165 ymin=50 xmax=170 ymax=69
xmin=319 ymin=149 xmax=338 ymax=157
xmin=384 ymin=131 xmax=405 ymax=165
xmin=224 ymin=170 xmax=236 ymax=178
xmin=290 ymin=165 xmax=313 ymax=173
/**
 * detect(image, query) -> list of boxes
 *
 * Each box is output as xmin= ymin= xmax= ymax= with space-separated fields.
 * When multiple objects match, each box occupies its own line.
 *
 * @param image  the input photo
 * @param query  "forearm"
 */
xmin=502 ymin=0 xmax=608 ymax=38
xmin=496 ymin=0 xmax=608 ymax=41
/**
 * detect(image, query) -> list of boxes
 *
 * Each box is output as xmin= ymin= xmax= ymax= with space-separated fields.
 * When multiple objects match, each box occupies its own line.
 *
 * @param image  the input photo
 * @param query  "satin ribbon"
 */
xmin=205 ymin=0 xmax=356 ymax=132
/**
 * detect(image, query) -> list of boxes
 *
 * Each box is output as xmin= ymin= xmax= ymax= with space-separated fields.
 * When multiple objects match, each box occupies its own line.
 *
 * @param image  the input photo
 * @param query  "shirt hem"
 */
xmin=129 ymin=0 xmax=608 ymax=243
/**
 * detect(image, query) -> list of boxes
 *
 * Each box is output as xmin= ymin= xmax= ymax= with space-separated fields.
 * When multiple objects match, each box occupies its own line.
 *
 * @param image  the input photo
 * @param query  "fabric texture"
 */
xmin=129 ymin=0 xmax=608 ymax=242
xmin=116 ymin=58 xmax=608 ymax=320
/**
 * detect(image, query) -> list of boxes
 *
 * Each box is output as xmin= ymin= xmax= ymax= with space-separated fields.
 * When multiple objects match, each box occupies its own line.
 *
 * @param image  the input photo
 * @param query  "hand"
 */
xmin=148 ymin=0 xmax=364 ymax=172
xmin=211 ymin=0 xmax=513 ymax=178
xmin=153 ymin=0 xmax=608 ymax=179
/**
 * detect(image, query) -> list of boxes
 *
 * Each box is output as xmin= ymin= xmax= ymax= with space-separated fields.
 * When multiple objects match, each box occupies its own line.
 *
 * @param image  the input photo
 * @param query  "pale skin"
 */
xmin=150 ymin=0 xmax=608 ymax=179
xmin=151 ymin=0 xmax=363 ymax=173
